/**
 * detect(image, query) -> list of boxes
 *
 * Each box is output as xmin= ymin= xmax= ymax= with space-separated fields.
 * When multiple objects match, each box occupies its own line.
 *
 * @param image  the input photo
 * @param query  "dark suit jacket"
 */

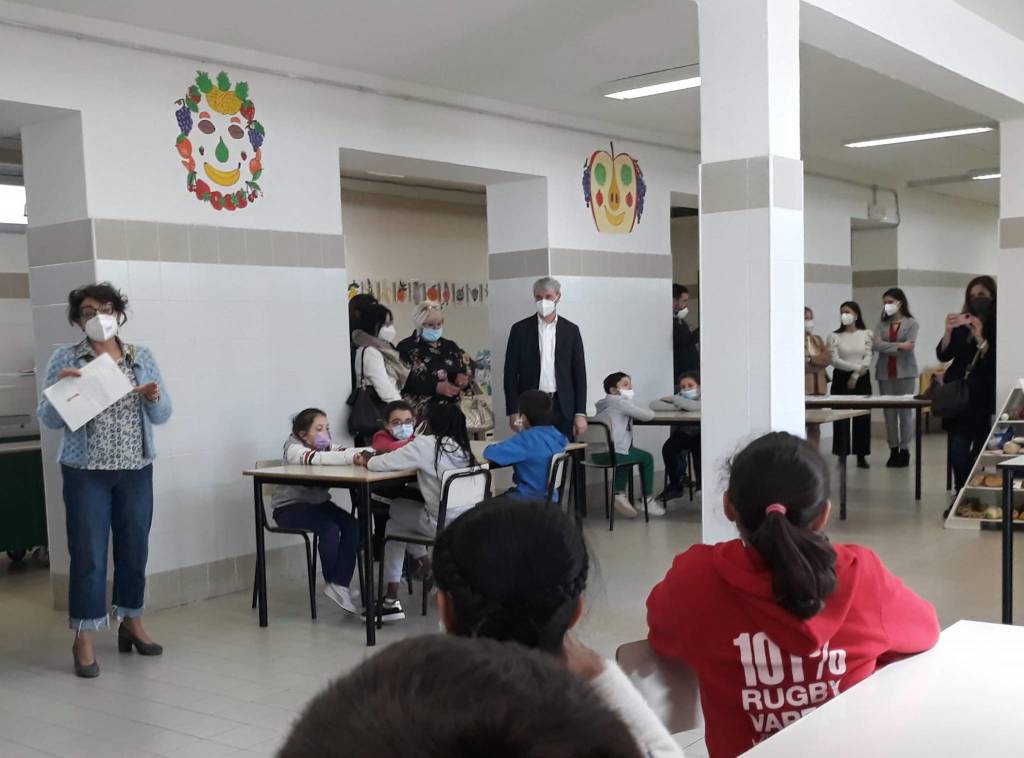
xmin=673 ymin=318 xmax=699 ymax=379
xmin=503 ymin=315 xmax=587 ymax=419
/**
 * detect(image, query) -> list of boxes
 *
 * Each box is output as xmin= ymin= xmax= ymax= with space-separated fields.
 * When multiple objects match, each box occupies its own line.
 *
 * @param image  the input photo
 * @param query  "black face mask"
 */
xmin=969 ymin=295 xmax=993 ymax=315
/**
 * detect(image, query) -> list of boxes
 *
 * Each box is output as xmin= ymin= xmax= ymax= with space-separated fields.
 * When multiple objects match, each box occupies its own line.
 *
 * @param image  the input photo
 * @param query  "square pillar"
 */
xmin=698 ymin=0 xmax=805 ymax=543
xmin=998 ymin=119 xmax=1024 ymax=399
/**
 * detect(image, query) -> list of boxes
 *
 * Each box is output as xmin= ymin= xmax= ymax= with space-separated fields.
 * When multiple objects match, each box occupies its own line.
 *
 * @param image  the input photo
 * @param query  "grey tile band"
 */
xmin=805 ymin=263 xmax=851 ymax=284
xmin=489 ymin=248 xmax=672 ymax=280
xmin=701 ymin=155 xmax=805 ymax=214
xmin=853 ymin=269 xmax=985 ymax=288
xmin=1000 ymin=217 xmax=1024 ymax=249
xmin=0 ymin=272 xmax=29 ymax=298
xmin=31 ymin=219 xmax=346 ymax=269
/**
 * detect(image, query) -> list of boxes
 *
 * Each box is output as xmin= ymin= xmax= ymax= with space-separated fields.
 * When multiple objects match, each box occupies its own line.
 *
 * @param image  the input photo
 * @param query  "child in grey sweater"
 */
xmin=593 ymin=372 xmax=662 ymax=518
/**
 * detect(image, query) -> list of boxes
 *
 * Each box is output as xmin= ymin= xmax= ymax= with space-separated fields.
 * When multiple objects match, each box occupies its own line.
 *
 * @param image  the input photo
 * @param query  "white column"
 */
xmin=998 ymin=119 xmax=1024 ymax=399
xmin=698 ymin=0 xmax=805 ymax=543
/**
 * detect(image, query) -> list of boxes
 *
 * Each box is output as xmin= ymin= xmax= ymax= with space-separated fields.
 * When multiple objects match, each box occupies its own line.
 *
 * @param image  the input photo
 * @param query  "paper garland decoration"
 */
xmin=347 ymin=279 xmax=490 ymax=308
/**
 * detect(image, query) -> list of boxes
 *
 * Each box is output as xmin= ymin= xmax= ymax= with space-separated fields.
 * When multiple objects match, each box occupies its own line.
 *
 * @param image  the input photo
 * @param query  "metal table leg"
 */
xmin=1002 ymin=470 xmax=1014 ymax=625
xmin=915 ymin=407 xmax=923 ymax=500
xmin=254 ymin=478 xmax=268 ymax=627
xmin=839 ymin=417 xmax=850 ymax=520
xmin=359 ymin=482 xmax=376 ymax=646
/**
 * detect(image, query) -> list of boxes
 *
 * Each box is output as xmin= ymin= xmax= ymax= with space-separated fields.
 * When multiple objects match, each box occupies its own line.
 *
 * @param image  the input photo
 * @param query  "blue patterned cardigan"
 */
xmin=37 ymin=340 xmax=173 ymax=467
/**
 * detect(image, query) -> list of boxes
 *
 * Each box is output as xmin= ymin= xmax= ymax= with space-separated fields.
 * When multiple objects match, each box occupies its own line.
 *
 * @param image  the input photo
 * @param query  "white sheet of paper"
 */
xmin=43 ymin=352 xmax=134 ymax=432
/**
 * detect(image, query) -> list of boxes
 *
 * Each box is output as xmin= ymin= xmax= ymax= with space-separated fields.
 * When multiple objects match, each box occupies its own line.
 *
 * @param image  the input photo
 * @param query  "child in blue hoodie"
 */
xmin=484 ymin=390 xmax=568 ymax=501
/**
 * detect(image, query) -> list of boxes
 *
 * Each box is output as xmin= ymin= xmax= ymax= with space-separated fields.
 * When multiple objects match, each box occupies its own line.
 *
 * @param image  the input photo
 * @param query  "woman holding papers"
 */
xmin=37 ymin=283 xmax=172 ymax=679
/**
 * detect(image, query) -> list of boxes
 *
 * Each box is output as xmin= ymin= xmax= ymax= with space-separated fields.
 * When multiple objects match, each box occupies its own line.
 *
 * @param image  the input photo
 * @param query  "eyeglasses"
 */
xmin=80 ymin=305 xmax=116 ymax=319
xmin=388 ymin=419 xmax=413 ymax=428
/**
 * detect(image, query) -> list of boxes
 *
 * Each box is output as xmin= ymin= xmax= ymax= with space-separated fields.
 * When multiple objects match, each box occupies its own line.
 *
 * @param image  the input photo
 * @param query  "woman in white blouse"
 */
xmin=351 ymin=303 xmax=408 ymax=436
xmin=828 ymin=301 xmax=873 ymax=468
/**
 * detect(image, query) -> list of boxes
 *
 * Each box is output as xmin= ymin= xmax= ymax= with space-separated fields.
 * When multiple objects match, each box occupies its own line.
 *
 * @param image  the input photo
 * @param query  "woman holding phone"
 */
xmin=937 ymin=276 xmax=997 ymax=499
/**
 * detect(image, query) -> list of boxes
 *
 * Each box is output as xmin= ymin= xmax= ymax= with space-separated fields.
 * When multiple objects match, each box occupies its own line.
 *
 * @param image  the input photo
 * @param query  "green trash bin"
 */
xmin=0 ymin=439 xmax=48 ymax=562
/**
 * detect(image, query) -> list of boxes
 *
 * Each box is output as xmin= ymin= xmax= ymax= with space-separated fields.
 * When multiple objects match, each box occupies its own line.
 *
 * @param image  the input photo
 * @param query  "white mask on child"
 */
xmin=618 ymin=388 xmax=635 ymax=400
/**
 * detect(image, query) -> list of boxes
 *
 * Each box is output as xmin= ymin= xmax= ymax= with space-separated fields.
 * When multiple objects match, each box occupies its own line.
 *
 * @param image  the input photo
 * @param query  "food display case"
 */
xmin=945 ymin=383 xmax=1024 ymax=530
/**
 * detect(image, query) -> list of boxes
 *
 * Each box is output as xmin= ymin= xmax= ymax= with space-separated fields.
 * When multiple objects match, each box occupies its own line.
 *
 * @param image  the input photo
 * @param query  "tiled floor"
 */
xmin=1 ymin=433 xmax=1020 ymax=757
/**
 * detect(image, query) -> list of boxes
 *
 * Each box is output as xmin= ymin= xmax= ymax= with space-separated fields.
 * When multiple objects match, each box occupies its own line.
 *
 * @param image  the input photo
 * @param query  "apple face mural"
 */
xmin=582 ymin=142 xmax=646 ymax=233
xmin=174 ymin=70 xmax=265 ymax=211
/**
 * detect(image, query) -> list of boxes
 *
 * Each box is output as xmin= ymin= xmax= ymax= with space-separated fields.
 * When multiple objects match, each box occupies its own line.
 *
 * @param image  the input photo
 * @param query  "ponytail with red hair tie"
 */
xmin=765 ymin=503 xmax=787 ymax=517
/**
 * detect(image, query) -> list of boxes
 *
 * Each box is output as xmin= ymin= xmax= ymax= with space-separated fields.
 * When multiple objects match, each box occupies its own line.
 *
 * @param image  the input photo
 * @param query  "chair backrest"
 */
xmin=615 ymin=639 xmax=703 ymax=735
xmin=546 ymin=451 xmax=572 ymax=505
xmin=437 ymin=464 xmax=491 ymax=530
xmin=581 ymin=419 xmax=616 ymax=465
xmin=255 ymin=459 xmax=283 ymax=528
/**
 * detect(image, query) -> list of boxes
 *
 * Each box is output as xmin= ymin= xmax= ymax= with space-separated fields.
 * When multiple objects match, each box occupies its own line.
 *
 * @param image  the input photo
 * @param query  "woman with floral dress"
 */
xmin=397 ymin=300 xmax=473 ymax=422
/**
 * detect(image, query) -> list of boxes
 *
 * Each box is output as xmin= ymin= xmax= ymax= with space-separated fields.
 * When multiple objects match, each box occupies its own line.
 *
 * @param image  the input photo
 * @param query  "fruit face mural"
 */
xmin=582 ymin=142 xmax=646 ymax=233
xmin=175 ymin=70 xmax=265 ymax=211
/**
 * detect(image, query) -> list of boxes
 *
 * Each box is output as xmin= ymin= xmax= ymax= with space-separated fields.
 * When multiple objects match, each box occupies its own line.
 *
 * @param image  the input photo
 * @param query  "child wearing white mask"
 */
xmin=651 ymin=371 xmax=702 ymax=504
xmin=593 ymin=372 xmax=661 ymax=519
xmin=273 ymin=408 xmax=369 ymax=615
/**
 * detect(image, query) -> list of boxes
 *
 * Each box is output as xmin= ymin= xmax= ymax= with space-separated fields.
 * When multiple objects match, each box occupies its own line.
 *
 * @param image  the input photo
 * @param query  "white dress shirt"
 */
xmin=538 ymin=315 xmax=557 ymax=393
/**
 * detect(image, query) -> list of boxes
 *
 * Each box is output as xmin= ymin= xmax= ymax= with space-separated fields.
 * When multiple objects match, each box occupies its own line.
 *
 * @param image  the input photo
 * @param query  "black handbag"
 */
xmin=347 ymin=349 xmax=387 ymax=437
xmin=929 ymin=349 xmax=982 ymax=419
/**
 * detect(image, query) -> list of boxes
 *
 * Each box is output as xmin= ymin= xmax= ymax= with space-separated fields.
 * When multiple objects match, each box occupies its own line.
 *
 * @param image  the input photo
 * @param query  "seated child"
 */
xmin=433 ymin=497 xmax=682 ymax=757
xmin=278 ymin=635 xmax=646 ymax=758
xmin=355 ymin=403 xmax=477 ymax=621
xmin=650 ymin=370 xmax=701 ymax=503
xmin=272 ymin=408 xmax=368 ymax=615
xmin=371 ymin=400 xmax=416 ymax=453
xmin=593 ymin=372 xmax=661 ymax=518
xmin=647 ymin=432 xmax=939 ymax=757
xmin=483 ymin=390 xmax=568 ymax=501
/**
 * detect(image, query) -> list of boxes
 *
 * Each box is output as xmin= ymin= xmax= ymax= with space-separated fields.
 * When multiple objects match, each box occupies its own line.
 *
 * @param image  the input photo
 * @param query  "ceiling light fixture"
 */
xmin=366 ymin=170 xmax=407 ymax=179
xmin=601 ymin=65 xmax=700 ymax=101
xmin=844 ymin=125 xmax=993 ymax=149
xmin=971 ymin=172 xmax=1001 ymax=181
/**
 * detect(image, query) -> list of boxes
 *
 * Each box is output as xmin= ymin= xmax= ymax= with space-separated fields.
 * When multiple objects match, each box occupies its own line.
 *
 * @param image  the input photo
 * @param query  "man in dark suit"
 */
xmin=503 ymin=277 xmax=588 ymax=440
xmin=673 ymin=283 xmax=699 ymax=381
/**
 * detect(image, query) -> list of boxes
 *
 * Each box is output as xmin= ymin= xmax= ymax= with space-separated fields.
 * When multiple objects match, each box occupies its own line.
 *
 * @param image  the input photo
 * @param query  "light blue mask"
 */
xmin=421 ymin=327 xmax=443 ymax=342
xmin=392 ymin=423 xmax=414 ymax=441
xmin=679 ymin=389 xmax=700 ymax=400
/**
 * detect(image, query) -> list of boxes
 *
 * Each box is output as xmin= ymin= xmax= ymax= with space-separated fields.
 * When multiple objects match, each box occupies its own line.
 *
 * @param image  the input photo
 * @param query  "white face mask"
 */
xmin=676 ymin=307 xmax=689 ymax=321
xmin=883 ymin=302 xmax=900 ymax=317
xmin=378 ymin=324 xmax=397 ymax=343
xmin=536 ymin=299 xmax=557 ymax=318
xmin=840 ymin=312 xmax=856 ymax=327
xmin=618 ymin=388 xmax=635 ymax=400
xmin=804 ymin=320 xmax=815 ymax=333
xmin=84 ymin=313 xmax=119 ymax=343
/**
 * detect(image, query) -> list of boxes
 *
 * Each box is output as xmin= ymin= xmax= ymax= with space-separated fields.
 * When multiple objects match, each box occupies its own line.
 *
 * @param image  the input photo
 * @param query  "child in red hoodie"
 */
xmin=371 ymin=401 xmax=417 ymax=453
xmin=647 ymin=432 xmax=939 ymax=758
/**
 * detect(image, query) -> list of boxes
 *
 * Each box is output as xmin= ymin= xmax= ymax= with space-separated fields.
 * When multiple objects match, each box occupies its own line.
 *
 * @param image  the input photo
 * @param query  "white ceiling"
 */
xmin=4 ymin=0 xmax=1012 ymax=203
xmin=955 ymin=0 xmax=1024 ymax=41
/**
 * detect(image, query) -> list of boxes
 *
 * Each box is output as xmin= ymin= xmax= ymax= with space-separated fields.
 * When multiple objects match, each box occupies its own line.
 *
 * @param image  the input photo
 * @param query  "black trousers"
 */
xmin=831 ymin=370 xmax=871 ymax=457
xmin=663 ymin=431 xmax=700 ymax=487
xmin=550 ymin=393 xmax=575 ymax=439
xmin=950 ymin=431 xmax=989 ymax=492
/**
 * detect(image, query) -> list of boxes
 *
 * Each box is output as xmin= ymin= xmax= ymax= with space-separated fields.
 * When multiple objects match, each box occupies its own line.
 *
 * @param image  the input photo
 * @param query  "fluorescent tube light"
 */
xmin=844 ymin=126 xmax=993 ymax=148
xmin=366 ymin=170 xmax=407 ymax=179
xmin=604 ymin=76 xmax=701 ymax=100
xmin=971 ymin=172 xmax=1001 ymax=180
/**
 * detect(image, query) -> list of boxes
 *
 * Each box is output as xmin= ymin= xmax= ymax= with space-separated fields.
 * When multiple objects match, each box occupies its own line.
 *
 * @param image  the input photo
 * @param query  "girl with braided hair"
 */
xmin=433 ymin=497 xmax=682 ymax=757
xmin=647 ymin=432 xmax=938 ymax=757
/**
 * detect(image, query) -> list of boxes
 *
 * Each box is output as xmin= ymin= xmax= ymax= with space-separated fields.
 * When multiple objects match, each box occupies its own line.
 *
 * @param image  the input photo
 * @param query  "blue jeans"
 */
xmin=62 ymin=465 xmax=153 ymax=631
xmin=273 ymin=502 xmax=359 ymax=586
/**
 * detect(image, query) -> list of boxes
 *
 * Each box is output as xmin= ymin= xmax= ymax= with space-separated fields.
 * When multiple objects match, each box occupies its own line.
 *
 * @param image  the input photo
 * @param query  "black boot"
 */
xmin=857 ymin=455 xmax=870 ymax=469
xmin=897 ymin=449 xmax=911 ymax=468
xmin=886 ymin=447 xmax=899 ymax=468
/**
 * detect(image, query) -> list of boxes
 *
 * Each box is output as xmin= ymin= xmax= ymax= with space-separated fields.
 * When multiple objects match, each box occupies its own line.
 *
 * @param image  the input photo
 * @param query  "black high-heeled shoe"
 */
xmin=73 ymin=635 xmax=99 ymax=678
xmin=118 ymin=622 xmax=163 ymax=656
